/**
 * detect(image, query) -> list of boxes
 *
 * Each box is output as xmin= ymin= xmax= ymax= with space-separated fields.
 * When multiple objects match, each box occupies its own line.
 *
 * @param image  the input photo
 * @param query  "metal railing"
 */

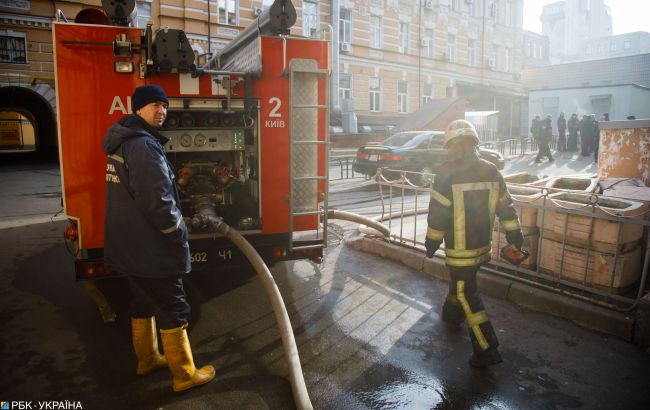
xmin=329 ymin=155 xmax=363 ymax=180
xmin=479 ymin=136 xmax=559 ymax=157
xmin=370 ymin=168 xmax=650 ymax=311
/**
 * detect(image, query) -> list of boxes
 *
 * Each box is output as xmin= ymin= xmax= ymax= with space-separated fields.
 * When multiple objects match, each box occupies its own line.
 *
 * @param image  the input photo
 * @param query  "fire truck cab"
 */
xmin=54 ymin=0 xmax=330 ymax=283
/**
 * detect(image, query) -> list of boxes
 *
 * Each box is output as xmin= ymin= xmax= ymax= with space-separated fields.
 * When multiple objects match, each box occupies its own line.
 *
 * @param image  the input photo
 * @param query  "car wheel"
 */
xmin=416 ymin=166 xmax=434 ymax=186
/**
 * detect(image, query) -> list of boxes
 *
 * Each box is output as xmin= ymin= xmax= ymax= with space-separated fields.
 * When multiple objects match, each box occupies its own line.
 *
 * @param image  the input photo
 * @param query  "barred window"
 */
xmin=0 ymin=32 xmax=27 ymax=64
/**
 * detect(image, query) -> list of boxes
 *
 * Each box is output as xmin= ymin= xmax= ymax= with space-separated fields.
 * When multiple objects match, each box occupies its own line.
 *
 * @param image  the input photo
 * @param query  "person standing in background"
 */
xmin=579 ymin=114 xmax=593 ymax=156
xmin=535 ymin=115 xmax=554 ymax=163
xmin=557 ymin=112 xmax=566 ymax=152
xmin=567 ymin=113 xmax=579 ymax=152
xmin=593 ymin=113 xmax=608 ymax=163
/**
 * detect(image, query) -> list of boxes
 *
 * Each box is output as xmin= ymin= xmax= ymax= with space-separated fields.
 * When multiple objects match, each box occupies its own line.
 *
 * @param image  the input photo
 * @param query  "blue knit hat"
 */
xmin=132 ymin=84 xmax=168 ymax=113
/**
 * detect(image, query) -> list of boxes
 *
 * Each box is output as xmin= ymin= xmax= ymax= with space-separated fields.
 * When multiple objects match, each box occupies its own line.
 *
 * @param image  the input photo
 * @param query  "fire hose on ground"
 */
xmin=210 ymin=210 xmax=389 ymax=410
xmin=212 ymin=220 xmax=313 ymax=410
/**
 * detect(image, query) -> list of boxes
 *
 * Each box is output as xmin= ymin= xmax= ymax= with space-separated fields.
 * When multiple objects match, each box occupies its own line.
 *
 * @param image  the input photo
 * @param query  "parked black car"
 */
xmin=353 ymin=131 xmax=505 ymax=185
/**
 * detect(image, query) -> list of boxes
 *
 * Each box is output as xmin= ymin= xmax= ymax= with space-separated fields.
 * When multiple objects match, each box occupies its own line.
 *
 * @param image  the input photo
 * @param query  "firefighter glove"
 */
xmin=506 ymin=230 xmax=524 ymax=250
xmin=425 ymin=238 xmax=441 ymax=258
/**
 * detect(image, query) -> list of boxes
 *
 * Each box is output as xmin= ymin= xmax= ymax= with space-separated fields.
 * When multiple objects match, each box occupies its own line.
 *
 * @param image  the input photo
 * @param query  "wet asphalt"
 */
xmin=1 ymin=156 xmax=649 ymax=409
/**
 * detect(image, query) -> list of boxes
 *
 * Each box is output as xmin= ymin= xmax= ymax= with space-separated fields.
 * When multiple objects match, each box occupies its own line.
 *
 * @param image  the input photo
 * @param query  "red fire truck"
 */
xmin=55 ymin=0 xmax=330 ymax=282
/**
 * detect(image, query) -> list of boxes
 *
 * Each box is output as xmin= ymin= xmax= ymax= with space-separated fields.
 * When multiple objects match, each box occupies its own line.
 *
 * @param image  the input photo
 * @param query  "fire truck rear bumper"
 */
xmin=75 ymin=233 xmax=323 ymax=280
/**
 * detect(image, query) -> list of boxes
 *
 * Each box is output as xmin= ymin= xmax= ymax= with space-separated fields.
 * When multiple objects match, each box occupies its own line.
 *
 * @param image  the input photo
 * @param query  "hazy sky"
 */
xmin=523 ymin=0 xmax=650 ymax=35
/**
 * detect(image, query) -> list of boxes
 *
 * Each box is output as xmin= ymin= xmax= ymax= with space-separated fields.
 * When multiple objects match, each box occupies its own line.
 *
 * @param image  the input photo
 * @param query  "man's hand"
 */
xmin=425 ymin=238 xmax=441 ymax=258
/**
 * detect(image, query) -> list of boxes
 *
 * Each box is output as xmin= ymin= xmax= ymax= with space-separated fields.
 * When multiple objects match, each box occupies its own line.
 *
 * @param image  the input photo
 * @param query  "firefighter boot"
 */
xmin=131 ymin=317 xmax=167 ymax=376
xmin=441 ymin=296 xmax=465 ymax=328
xmin=160 ymin=323 xmax=215 ymax=392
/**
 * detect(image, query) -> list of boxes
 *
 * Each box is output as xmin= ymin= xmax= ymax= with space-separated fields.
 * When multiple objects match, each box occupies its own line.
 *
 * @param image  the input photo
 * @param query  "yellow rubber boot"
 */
xmin=160 ymin=323 xmax=215 ymax=392
xmin=131 ymin=317 xmax=167 ymax=376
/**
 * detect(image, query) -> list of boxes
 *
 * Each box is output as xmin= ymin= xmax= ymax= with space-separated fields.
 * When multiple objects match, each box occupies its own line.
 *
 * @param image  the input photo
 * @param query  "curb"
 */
xmin=344 ymin=235 xmax=636 ymax=343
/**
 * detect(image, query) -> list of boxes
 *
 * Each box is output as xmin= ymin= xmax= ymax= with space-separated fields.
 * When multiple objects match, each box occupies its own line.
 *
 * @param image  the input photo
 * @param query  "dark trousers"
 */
xmin=581 ymin=135 xmax=592 ymax=156
xmin=443 ymin=266 xmax=499 ymax=354
xmin=128 ymin=275 xmax=191 ymax=329
xmin=535 ymin=139 xmax=553 ymax=161
xmin=568 ymin=131 xmax=578 ymax=151
xmin=557 ymin=131 xmax=566 ymax=151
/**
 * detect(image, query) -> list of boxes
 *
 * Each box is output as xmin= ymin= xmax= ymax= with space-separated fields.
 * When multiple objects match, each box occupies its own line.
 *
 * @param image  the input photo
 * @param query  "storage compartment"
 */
xmin=545 ymin=175 xmax=599 ymax=193
xmin=504 ymin=172 xmax=539 ymax=185
xmin=539 ymin=238 xmax=642 ymax=291
xmin=537 ymin=192 xmax=644 ymax=253
xmin=506 ymin=184 xmax=543 ymax=234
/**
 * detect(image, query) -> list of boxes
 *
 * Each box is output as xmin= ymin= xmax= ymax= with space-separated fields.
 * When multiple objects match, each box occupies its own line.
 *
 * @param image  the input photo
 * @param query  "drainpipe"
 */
xmin=331 ymin=0 xmax=340 ymax=112
xmin=207 ymin=0 xmax=211 ymax=57
xmin=418 ymin=0 xmax=422 ymax=109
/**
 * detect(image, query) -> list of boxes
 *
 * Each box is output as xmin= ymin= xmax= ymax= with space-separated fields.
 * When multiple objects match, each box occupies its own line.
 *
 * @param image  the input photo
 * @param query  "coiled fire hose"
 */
xmin=212 ymin=220 xmax=313 ymax=410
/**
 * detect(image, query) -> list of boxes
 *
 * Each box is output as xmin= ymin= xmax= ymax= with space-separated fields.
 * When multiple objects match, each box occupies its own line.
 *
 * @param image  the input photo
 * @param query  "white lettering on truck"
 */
xmin=265 ymin=97 xmax=285 ymax=128
xmin=108 ymin=96 xmax=132 ymax=115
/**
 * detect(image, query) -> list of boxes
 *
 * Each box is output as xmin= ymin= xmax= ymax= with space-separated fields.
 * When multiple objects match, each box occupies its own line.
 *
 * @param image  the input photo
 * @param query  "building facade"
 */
xmin=0 ymin=0 xmax=527 ymax=154
xmin=540 ymin=0 xmax=612 ymax=64
xmin=522 ymin=30 xmax=549 ymax=69
xmin=580 ymin=31 xmax=650 ymax=61
xmin=523 ymin=53 xmax=650 ymax=131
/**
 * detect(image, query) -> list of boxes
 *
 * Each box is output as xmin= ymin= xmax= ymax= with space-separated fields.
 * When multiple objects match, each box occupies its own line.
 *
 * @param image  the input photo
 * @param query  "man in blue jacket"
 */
xmin=103 ymin=84 xmax=215 ymax=392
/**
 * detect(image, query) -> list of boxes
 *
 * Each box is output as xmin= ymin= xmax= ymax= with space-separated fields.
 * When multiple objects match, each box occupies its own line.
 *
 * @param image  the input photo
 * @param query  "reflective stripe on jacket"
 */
xmin=426 ymin=153 xmax=522 ymax=268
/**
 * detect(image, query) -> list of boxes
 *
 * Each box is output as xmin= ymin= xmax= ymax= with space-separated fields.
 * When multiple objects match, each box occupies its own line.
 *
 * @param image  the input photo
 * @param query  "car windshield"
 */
xmin=383 ymin=132 xmax=430 ymax=148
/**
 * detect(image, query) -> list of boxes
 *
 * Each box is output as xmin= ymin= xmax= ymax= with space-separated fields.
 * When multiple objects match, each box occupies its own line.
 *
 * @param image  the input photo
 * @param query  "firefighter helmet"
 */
xmin=444 ymin=119 xmax=480 ymax=147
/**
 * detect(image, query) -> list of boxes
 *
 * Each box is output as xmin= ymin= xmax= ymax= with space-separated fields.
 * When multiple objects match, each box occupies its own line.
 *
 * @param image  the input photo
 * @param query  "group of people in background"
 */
xmin=530 ymin=112 xmax=609 ymax=164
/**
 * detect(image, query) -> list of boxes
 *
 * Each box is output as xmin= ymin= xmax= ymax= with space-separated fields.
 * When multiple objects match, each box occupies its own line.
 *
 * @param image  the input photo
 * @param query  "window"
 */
xmin=468 ymin=1 xmax=476 ymax=16
xmin=491 ymin=45 xmax=499 ymax=69
xmin=398 ymin=22 xmax=409 ymax=53
xmin=468 ymin=39 xmax=476 ymax=66
xmin=447 ymin=34 xmax=456 ymax=61
xmin=135 ymin=1 xmax=152 ymax=28
xmin=505 ymin=1 xmax=514 ymax=26
xmin=302 ymin=1 xmax=319 ymax=38
xmin=217 ymin=0 xmax=238 ymax=25
xmin=339 ymin=73 xmax=352 ymax=101
xmin=596 ymin=42 xmax=604 ymax=53
xmin=451 ymin=0 xmax=459 ymax=11
xmin=370 ymin=15 xmax=383 ymax=48
xmin=397 ymin=80 xmax=408 ymax=113
xmin=526 ymin=41 xmax=531 ymax=57
xmin=505 ymin=47 xmax=512 ymax=72
xmin=0 ymin=31 xmax=27 ymax=64
xmin=490 ymin=1 xmax=499 ymax=19
xmin=340 ymin=8 xmax=352 ymax=44
xmin=624 ymin=40 xmax=631 ymax=50
xmin=424 ymin=29 xmax=435 ymax=58
xmin=369 ymin=77 xmax=382 ymax=112
xmin=610 ymin=41 xmax=617 ymax=51
xmin=422 ymin=83 xmax=433 ymax=105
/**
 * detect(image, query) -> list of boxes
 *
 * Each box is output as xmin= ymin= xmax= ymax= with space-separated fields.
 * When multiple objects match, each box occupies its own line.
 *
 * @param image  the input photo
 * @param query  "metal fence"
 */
xmin=370 ymin=168 xmax=650 ymax=312
xmin=329 ymin=155 xmax=364 ymax=180
xmin=479 ymin=136 xmax=559 ymax=157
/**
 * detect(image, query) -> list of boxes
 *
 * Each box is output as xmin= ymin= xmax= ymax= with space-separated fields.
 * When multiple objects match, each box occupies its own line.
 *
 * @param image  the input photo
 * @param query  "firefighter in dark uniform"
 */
xmin=425 ymin=120 xmax=524 ymax=368
xmin=103 ymin=84 xmax=215 ymax=392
